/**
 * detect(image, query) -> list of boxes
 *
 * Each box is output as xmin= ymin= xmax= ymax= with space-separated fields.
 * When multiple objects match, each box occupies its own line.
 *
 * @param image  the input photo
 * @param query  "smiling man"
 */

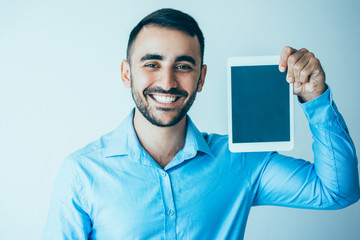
xmin=121 ymin=22 xmax=207 ymax=168
xmin=43 ymin=8 xmax=359 ymax=240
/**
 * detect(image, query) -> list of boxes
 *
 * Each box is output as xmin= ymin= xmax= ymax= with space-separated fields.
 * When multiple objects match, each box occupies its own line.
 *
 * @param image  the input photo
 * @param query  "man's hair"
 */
xmin=126 ymin=8 xmax=205 ymax=65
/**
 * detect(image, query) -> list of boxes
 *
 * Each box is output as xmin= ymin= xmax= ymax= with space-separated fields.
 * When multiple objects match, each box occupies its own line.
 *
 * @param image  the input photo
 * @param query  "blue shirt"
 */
xmin=43 ymin=89 xmax=359 ymax=240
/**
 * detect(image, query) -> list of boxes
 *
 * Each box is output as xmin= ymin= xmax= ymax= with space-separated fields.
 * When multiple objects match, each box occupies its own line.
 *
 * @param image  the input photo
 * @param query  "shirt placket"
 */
xmin=158 ymin=169 xmax=177 ymax=240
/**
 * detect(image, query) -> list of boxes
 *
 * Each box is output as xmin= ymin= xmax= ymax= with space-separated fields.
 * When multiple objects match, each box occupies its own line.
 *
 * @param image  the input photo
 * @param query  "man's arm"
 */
xmin=42 ymin=157 xmax=92 ymax=239
xmin=253 ymin=87 xmax=359 ymax=208
xmin=253 ymin=47 xmax=359 ymax=208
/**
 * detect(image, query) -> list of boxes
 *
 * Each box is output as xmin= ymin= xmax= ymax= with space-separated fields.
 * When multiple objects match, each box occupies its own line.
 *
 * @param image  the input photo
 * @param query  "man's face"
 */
xmin=122 ymin=25 xmax=207 ymax=127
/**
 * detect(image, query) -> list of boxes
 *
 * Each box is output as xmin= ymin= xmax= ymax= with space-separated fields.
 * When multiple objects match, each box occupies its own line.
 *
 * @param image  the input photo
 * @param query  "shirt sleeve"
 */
xmin=42 ymin=157 xmax=92 ymax=239
xmin=253 ymin=88 xmax=360 ymax=209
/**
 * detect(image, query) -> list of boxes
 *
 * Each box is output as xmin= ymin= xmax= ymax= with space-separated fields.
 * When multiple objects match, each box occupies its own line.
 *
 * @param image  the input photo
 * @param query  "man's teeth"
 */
xmin=152 ymin=95 xmax=177 ymax=103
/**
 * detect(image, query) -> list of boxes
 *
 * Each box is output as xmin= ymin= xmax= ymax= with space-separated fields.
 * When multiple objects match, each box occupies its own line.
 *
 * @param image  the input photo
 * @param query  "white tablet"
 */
xmin=227 ymin=55 xmax=294 ymax=152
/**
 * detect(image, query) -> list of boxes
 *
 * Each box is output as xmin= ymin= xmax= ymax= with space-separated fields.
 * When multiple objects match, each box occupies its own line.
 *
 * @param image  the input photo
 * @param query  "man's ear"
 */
xmin=197 ymin=64 xmax=207 ymax=92
xmin=121 ymin=60 xmax=131 ymax=88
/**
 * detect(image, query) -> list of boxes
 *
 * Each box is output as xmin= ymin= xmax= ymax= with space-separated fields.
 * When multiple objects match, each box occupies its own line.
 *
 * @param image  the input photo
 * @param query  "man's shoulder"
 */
xmin=66 ymin=128 xmax=120 ymax=164
xmin=200 ymin=132 xmax=232 ymax=156
xmin=201 ymin=132 xmax=228 ymax=146
xmin=200 ymin=131 xmax=272 ymax=160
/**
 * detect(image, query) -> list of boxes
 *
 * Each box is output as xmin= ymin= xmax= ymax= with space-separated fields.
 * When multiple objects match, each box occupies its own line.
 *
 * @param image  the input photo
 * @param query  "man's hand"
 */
xmin=279 ymin=46 xmax=327 ymax=102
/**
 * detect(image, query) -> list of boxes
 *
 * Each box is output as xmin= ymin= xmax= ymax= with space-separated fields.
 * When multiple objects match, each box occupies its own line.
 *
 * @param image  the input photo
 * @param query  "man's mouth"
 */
xmin=150 ymin=94 xmax=180 ymax=104
xmin=144 ymin=87 xmax=188 ymax=105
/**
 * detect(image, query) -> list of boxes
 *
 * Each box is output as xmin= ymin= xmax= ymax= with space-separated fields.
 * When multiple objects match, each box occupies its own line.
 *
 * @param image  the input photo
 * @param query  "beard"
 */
xmin=131 ymin=84 xmax=198 ymax=128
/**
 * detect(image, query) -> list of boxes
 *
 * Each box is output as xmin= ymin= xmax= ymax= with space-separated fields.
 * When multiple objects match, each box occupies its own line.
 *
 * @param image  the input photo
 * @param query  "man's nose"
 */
xmin=157 ymin=67 xmax=178 ymax=90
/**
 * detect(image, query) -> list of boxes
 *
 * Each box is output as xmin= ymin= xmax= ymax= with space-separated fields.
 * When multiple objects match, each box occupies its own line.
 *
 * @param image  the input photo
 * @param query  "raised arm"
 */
xmin=253 ymin=47 xmax=359 ymax=208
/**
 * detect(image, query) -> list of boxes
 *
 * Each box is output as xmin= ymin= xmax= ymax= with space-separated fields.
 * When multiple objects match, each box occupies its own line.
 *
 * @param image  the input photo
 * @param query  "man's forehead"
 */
xmin=130 ymin=25 xmax=201 ymax=63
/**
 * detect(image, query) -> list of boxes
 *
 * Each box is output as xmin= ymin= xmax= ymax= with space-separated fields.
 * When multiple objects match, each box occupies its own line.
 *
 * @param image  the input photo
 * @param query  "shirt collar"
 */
xmin=104 ymin=109 xmax=214 ymax=161
xmin=103 ymin=109 xmax=141 ymax=158
xmin=182 ymin=116 xmax=214 ymax=158
xmin=163 ymin=116 xmax=214 ymax=170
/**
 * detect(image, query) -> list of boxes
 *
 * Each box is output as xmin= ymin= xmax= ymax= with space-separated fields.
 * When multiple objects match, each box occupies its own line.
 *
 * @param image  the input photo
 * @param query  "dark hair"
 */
xmin=126 ymin=8 xmax=205 ymax=65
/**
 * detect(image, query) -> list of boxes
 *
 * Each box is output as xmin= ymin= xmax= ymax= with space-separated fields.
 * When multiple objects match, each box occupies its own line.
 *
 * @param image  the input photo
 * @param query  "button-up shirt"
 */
xmin=43 ymin=89 xmax=359 ymax=240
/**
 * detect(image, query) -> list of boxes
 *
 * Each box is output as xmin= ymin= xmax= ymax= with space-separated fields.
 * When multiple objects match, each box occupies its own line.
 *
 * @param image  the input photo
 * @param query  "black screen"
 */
xmin=231 ymin=65 xmax=290 ymax=143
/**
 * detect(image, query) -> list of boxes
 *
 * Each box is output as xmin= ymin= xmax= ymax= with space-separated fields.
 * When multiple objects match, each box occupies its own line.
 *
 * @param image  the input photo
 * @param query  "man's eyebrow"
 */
xmin=139 ymin=54 xmax=197 ymax=66
xmin=140 ymin=54 xmax=163 ymax=62
xmin=175 ymin=55 xmax=196 ymax=66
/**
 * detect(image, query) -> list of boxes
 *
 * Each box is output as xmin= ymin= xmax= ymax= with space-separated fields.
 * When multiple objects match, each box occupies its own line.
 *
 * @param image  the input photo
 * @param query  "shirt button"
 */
xmin=161 ymin=172 xmax=167 ymax=177
xmin=167 ymin=209 xmax=174 ymax=216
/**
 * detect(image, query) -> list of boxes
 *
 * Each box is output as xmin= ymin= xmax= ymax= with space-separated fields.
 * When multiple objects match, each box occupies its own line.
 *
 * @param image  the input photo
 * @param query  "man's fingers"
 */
xmin=292 ymin=51 xmax=313 ymax=83
xmin=280 ymin=46 xmax=326 ymax=101
xmin=279 ymin=46 xmax=296 ymax=72
xmin=293 ymin=81 xmax=303 ymax=95
xmin=286 ymin=48 xmax=308 ymax=83
xmin=298 ymin=54 xmax=318 ymax=84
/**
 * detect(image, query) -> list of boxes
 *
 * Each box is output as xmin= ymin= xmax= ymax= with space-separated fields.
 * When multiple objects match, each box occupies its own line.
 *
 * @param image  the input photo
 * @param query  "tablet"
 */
xmin=227 ymin=55 xmax=294 ymax=152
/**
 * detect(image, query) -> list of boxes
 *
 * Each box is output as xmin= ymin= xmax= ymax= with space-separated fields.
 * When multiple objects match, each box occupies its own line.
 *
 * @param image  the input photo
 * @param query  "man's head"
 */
xmin=126 ymin=8 xmax=205 ymax=66
xmin=121 ymin=8 xmax=207 ymax=128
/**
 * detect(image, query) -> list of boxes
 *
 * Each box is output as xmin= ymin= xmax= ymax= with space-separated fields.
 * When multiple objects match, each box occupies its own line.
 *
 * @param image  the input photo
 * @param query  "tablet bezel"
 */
xmin=227 ymin=55 xmax=294 ymax=152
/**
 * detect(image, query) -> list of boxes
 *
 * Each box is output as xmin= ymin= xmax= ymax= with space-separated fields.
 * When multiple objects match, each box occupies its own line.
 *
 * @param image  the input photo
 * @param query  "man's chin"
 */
xmin=144 ymin=110 xmax=185 ymax=128
xmin=150 ymin=115 xmax=183 ymax=128
xmin=154 ymin=106 xmax=177 ymax=112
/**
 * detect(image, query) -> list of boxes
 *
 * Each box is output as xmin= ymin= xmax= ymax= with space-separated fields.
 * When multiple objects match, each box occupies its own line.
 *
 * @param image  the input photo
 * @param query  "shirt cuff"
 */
xmin=299 ymin=87 xmax=337 ymax=125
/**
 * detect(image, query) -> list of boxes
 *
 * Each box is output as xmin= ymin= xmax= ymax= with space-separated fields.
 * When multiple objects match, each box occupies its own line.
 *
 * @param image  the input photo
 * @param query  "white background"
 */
xmin=1 ymin=0 xmax=359 ymax=239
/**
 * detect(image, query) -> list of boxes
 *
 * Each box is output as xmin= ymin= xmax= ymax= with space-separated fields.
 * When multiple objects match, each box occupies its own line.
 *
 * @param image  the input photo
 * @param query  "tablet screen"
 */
xmin=231 ymin=65 xmax=289 ymax=143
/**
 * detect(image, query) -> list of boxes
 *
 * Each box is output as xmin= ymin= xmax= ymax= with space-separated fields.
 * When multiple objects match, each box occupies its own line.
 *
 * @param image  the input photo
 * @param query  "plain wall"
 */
xmin=1 ymin=0 xmax=359 ymax=239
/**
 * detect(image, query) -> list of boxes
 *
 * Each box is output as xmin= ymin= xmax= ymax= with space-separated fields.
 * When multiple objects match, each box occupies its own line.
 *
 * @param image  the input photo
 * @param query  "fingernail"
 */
xmin=280 ymin=66 xmax=285 ymax=72
xmin=288 ymin=76 xmax=293 ymax=82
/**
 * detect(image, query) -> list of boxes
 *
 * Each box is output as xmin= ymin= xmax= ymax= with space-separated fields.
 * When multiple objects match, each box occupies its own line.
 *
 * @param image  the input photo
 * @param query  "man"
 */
xmin=43 ymin=8 xmax=359 ymax=240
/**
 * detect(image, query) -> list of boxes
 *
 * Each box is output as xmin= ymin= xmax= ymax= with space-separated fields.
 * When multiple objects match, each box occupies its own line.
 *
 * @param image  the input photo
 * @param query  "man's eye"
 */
xmin=145 ymin=63 xmax=158 ymax=68
xmin=176 ymin=65 xmax=192 ymax=70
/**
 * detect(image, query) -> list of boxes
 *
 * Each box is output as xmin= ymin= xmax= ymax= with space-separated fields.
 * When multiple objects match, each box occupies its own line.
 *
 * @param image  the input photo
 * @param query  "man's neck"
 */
xmin=133 ymin=109 xmax=187 ymax=169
